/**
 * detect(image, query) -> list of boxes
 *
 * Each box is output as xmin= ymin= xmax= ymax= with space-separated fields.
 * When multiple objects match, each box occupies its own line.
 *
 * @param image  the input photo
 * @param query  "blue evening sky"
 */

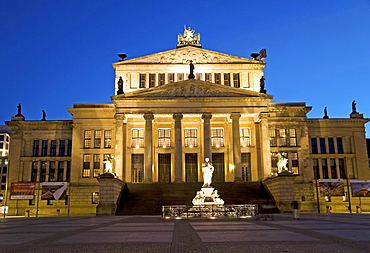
xmin=1 ymin=1 xmax=370 ymax=134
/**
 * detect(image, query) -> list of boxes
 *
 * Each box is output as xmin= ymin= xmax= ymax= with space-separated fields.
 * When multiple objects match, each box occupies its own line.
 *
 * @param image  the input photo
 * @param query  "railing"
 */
xmin=162 ymin=204 xmax=258 ymax=219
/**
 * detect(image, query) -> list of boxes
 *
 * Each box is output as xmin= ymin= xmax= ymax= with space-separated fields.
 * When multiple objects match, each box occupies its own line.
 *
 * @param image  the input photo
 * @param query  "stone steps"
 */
xmin=116 ymin=182 xmax=276 ymax=215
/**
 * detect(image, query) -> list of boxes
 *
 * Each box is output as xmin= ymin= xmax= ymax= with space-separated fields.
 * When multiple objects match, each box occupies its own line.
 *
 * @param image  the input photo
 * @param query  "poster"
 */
xmin=350 ymin=180 xmax=370 ymax=197
xmin=10 ymin=182 xmax=36 ymax=200
xmin=319 ymin=179 xmax=344 ymax=197
xmin=41 ymin=182 xmax=67 ymax=200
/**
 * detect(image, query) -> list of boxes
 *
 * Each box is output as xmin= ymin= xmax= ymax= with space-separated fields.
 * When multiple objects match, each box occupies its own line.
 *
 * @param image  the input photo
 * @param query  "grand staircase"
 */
xmin=115 ymin=182 xmax=277 ymax=215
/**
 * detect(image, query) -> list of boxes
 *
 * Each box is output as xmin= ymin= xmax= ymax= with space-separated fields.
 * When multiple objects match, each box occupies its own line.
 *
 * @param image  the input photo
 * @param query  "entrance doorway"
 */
xmin=212 ymin=153 xmax=225 ymax=182
xmin=185 ymin=153 xmax=198 ymax=182
xmin=158 ymin=153 xmax=171 ymax=183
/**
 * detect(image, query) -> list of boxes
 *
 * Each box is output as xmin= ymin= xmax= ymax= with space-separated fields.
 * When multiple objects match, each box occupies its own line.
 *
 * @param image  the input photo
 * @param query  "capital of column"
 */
xmin=202 ymin=112 xmax=212 ymax=120
xmin=173 ymin=113 xmax=183 ymax=120
xmin=230 ymin=112 xmax=241 ymax=120
xmin=115 ymin=113 xmax=126 ymax=124
xmin=143 ymin=113 xmax=154 ymax=121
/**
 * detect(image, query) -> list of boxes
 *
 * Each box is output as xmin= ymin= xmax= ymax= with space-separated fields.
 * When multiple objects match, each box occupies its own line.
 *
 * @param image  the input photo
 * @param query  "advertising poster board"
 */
xmin=41 ymin=182 xmax=67 ymax=200
xmin=319 ymin=179 xmax=344 ymax=197
xmin=10 ymin=182 xmax=36 ymax=200
xmin=350 ymin=180 xmax=370 ymax=197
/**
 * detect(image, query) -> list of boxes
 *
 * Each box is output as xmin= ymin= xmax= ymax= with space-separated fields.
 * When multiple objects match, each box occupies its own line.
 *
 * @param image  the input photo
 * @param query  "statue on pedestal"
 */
xmin=202 ymin=158 xmax=214 ymax=188
xmin=103 ymin=155 xmax=114 ymax=174
xmin=352 ymin=100 xmax=358 ymax=114
xmin=276 ymin=152 xmax=288 ymax=174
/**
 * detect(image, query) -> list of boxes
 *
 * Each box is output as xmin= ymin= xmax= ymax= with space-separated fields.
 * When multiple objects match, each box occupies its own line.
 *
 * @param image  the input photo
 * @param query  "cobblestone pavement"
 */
xmin=1 ymin=213 xmax=370 ymax=252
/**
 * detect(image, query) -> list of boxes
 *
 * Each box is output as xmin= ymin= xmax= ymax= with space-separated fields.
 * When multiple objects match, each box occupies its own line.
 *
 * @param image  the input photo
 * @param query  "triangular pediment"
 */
xmin=113 ymin=46 xmax=262 ymax=64
xmin=116 ymin=79 xmax=273 ymax=99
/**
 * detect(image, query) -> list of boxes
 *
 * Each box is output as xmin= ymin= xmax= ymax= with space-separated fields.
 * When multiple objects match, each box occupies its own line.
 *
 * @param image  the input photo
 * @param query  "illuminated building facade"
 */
xmin=5 ymin=29 xmax=370 ymax=216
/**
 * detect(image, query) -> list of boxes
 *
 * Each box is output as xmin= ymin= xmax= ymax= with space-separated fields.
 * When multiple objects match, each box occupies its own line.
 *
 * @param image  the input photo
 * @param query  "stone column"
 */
xmin=144 ymin=113 xmax=154 ymax=183
xmin=114 ymin=113 xmax=125 ymax=180
xmin=173 ymin=113 xmax=183 ymax=183
xmin=202 ymin=113 xmax=212 ymax=161
xmin=231 ymin=112 xmax=242 ymax=181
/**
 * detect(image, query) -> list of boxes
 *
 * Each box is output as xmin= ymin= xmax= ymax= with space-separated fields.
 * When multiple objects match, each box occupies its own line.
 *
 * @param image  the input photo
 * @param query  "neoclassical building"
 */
xmin=5 ymin=28 xmax=370 ymax=216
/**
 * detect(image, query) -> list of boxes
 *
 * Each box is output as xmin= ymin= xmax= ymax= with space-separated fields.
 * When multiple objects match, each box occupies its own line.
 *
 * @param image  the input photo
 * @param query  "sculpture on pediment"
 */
xmin=16 ymin=104 xmax=22 ymax=116
xmin=117 ymin=76 xmax=124 ymax=95
xmin=41 ymin=110 xmax=46 ymax=121
xmin=352 ymin=100 xmax=358 ymax=113
xmin=260 ymin=76 xmax=267 ymax=94
xmin=178 ymin=25 xmax=200 ymax=45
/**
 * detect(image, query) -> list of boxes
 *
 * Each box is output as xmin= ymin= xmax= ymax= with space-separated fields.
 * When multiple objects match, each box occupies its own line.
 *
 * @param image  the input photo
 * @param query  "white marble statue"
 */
xmin=103 ymin=155 xmax=114 ymax=173
xmin=212 ymin=190 xmax=224 ymax=206
xmin=202 ymin=158 xmax=214 ymax=188
xmin=192 ymin=191 xmax=205 ymax=206
xmin=276 ymin=152 xmax=288 ymax=173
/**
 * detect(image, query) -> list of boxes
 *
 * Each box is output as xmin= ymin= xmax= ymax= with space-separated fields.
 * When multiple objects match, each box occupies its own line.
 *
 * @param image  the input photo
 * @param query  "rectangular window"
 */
xmin=196 ymin=73 xmax=202 ymax=80
xmin=66 ymin=161 xmax=71 ymax=182
xmin=84 ymin=130 xmax=91 ymax=148
xmin=149 ymin=73 xmax=156 ymax=88
xmin=224 ymin=73 xmax=230 ymax=86
xmin=67 ymin=140 xmax=72 ymax=156
xmin=319 ymin=138 xmax=326 ymax=154
xmin=337 ymin=138 xmax=343 ymax=154
xmin=40 ymin=161 xmax=47 ymax=182
xmin=205 ymin=73 xmax=212 ymax=82
xmin=185 ymin=153 xmax=198 ymax=182
xmin=313 ymin=158 xmax=320 ymax=179
xmin=177 ymin=73 xmax=184 ymax=81
xmin=214 ymin=73 xmax=221 ymax=84
xmin=289 ymin=129 xmax=297 ymax=146
xmin=94 ymin=130 xmax=102 ymax=148
xmin=233 ymin=73 xmax=240 ymax=88
xmin=158 ymin=129 xmax=171 ymax=148
xmin=132 ymin=154 xmax=144 ymax=183
xmin=311 ymin=138 xmax=318 ymax=154
xmin=184 ymin=129 xmax=197 ymax=148
xmin=50 ymin=140 xmax=57 ymax=156
xmin=92 ymin=192 xmax=99 ymax=204
xmin=168 ymin=73 xmax=174 ymax=83
xmin=158 ymin=73 xmax=165 ymax=85
xmin=31 ymin=162 xmax=38 ymax=182
xmin=270 ymin=152 xmax=278 ymax=174
xmin=279 ymin=129 xmax=287 ymax=147
xmin=339 ymin=158 xmax=346 ymax=178
xmin=0 ymin=135 xmax=4 ymax=141
xmin=330 ymin=158 xmax=337 ymax=178
xmin=269 ymin=129 xmax=277 ymax=147
xmin=291 ymin=152 xmax=299 ymax=174
xmin=240 ymin=128 xmax=251 ymax=147
xmin=83 ymin=154 xmax=91 ymax=178
xmin=139 ymin=73 xmax=146 ymax=88
xmin=322 ymin=159 xmax=328 ymax=179
xmin=58 ymin=161 xmax=64 ymax=181
xmin=328 ymin=138 xmax=335 ymax=154
xmin=211 ymin=128 xmax=224 ymax=147
xmin=42 ymin=140 xmax=48 ymax=156
xmin=104 ymin=130 xmax=112 ymax=148
xmin=132 ymin=129 xmax=144 ymax=148
xmin=49 ymin=161 xmax=56 ymax=182
xmin=33 ymin=140 xmax=40 ymax=156
xmin=93 ymin=154 xmax=100 ymax=177
xmin=59 ymin=140 xmax=66 ymax=156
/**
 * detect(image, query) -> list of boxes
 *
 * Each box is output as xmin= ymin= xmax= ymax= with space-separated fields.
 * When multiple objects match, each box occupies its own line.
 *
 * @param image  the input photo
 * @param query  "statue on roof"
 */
xmin=16 ymin=103 xmax=22 ymax=116
xmin=178 ymin=25 xmax=200 ymax=45
xmin=352 ymin=100 xmax=358 ymax=114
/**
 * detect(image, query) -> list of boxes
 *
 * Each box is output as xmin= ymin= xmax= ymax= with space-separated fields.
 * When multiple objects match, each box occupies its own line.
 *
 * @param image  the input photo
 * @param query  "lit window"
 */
xmin=211 ymin=128 xmax=224 ymax=147
xmin=58 ymin=162 xmax=64 ymax=181
xmin=289 ymin=129 xmax=297 ymax=146
xmin=291 ymin=152 xmax=299 ymax=174
xmin=240 ymin=128 xmax=251 ymax=147
xmin=132 ymin=154 xmax=144 ymax=183
xmin=31 ymin=162 xmax=38 ymax=182
xmin=104 ymin=130 xmax=112 ymax=148
xmin=83 ymin=154 xmax=91 ymax=178
xmin=158 ymin=129 xmax=171 ymax=148
xmin=94 ymin=130 xmax=102 ymax=148
xmin=84 ymin=130 xmax=91 ymax=148
xmin=40 ymin=161 xmax=47 ymax=182
xmin=132 ymin=129 xmax=144 ymax=148
xmin=49 ymin=161 xmax=56 ymax=182
xmin=92 ymin=192 xmax=99 ymax=204
xmin=269 ymin=129 xmax=277 ymax=147
xmin=93 ymin=154 xmax=100 ymax=177
xmin=279 ymin=129 xmax=287 ymax=147
xmin=184 ymin=129 xmax=197 ymax=147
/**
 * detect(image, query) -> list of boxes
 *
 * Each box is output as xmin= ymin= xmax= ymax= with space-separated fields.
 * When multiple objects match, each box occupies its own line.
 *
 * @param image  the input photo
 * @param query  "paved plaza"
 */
xmin=1 ymin=213 xmax=370 ymax=252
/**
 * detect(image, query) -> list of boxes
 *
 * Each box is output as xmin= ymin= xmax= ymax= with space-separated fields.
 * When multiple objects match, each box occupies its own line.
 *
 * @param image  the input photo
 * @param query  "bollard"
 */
xmin=356 ymin=206 xmax=361 ymax=213
xmin=56 ymin=209 xmax=60 ymax=217
xmin=25 ymin=210 xmax=30 ymax=217
xmin=325 ymin=206 xmax=331 ymax=214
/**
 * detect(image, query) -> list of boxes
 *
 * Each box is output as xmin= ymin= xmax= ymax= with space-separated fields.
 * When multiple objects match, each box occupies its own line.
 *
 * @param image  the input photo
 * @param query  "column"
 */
xmin=144 ymin=113 xmax=154 ymax=183
xmin=231 ymin=112 xmax=242 ymax=181
xmin=114 ymin=113 xmax=125 ymax=180
xmin=202 ymin=113 xmax=212 ymax=161
xmin=173 ymin=113 xmax=183 ymax=183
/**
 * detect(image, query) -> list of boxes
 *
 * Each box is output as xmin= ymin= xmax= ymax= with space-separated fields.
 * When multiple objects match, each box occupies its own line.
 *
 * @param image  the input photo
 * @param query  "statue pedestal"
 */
xmin=202 ymin=187 xmax=214 ymax=204
xmin=96 ymin=175 xmax=125 ymax=215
